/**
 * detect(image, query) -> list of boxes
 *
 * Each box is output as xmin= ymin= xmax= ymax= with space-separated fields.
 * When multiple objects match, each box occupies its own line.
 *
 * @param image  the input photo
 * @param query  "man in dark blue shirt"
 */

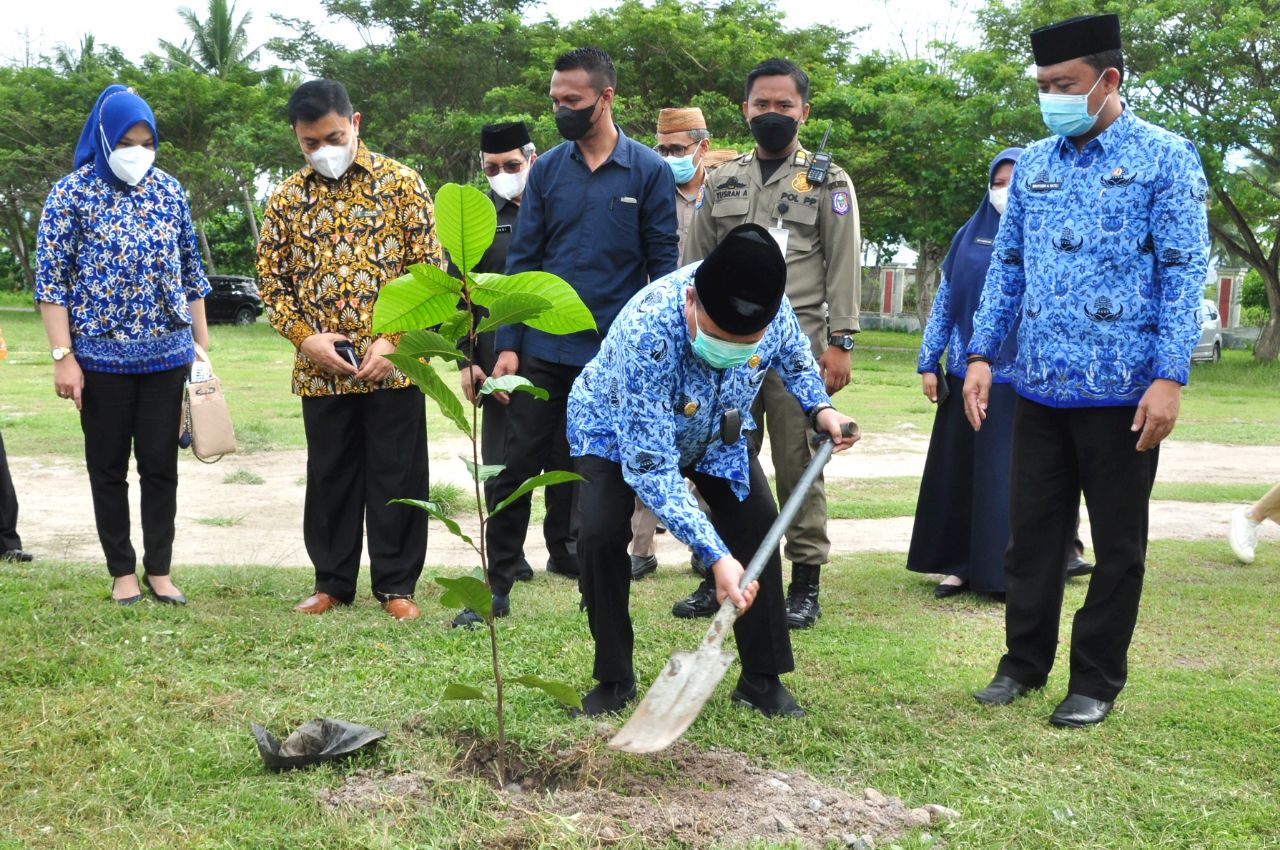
xmin=483 ymin=47 xmax=679 ymax=618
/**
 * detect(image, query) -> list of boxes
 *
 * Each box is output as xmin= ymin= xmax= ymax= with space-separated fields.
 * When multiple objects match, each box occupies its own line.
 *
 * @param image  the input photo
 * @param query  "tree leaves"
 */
xmin=475 ymin=292 xmax=553 ymax=334
xmin=396 ymin=329 xmax=465 ymax=362
xmin=460 ymin=456 xmax=505 ymax=482
xmin=480 ymin=375 xmax=549 ymax=400
xmin=435 ymin=574 xmax=491 ymax=616
xmin=435 ymin=183 xmax=497 ymax=274
xmin=471 ymin=272 xmax=598 ymax=335
xmin=373 ymin=264 xmax=462 ymax=334
xmin=442 ymin=683 xmax=486 ymax=701
xmin=509 ymin=674 xmax=583 ymax=709
xmin=384 ymin=353 xmax=473 ymax=439
xmin=492 ymin=470 xmax=584 ymax=515
xmin=390 ymin=498 xmax=474 ymax=546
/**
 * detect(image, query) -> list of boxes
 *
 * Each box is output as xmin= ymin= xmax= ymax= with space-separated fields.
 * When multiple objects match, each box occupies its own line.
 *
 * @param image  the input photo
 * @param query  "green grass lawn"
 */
xmin=0 ymin=542 xmax=1276 ymax=849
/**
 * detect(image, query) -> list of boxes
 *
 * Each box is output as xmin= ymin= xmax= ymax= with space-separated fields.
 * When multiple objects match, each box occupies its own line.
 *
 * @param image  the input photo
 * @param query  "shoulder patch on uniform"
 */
xmin=694 ymin=184 xmax=705 ymax=209
xmin=831 ymin=191 xmax=851 ymax=216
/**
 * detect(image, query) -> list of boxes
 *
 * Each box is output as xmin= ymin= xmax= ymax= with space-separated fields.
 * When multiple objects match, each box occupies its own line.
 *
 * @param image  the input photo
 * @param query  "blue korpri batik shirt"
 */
xmin=968 ymin=108 xmax=1209 ymax=407
xmin=568 ymin=265 xmax=830 ymax=565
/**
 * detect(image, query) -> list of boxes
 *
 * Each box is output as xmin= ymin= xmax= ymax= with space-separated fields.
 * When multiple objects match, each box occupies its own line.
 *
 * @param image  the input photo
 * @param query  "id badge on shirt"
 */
xmin=768 ymin=225 xmax=789 ymax=255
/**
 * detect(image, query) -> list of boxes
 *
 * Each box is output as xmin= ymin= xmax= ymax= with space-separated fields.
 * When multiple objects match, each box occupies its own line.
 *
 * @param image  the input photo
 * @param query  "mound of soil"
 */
xmin=318 ymin=731 xmax=959 ymax=849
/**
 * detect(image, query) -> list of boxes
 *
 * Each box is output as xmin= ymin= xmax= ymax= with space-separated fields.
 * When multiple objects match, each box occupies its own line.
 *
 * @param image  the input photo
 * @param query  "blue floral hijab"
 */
xmin=72 ymin=84 xmax=158 ymax=189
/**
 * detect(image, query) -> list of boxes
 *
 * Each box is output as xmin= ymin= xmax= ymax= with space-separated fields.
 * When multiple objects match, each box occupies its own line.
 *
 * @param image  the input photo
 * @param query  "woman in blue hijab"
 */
xmin=34 ymin=84 xmax=211 ymax=605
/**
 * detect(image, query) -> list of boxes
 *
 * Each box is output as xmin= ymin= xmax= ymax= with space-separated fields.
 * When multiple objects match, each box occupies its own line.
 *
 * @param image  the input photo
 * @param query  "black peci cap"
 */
xmin=1031 ymin=14 xmax=1122 ymax=67
xmin=480 ymin=121 xmax=532 ymax=153
xmin=694 ymin=223 xmax=787 ymax=335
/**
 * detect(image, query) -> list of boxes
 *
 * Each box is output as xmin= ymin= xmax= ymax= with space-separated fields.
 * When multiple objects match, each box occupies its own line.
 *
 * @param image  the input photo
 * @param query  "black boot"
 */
xmin=568 ymin=679 xmax=637 ymax=718
xmin=730 ymin=671 xmax=806 ymax=718
xmin=785 ymin=563 xmax=821 ymax=630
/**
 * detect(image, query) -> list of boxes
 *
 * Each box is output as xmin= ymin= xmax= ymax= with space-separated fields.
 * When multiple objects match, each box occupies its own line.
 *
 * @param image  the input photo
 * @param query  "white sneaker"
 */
xmin=1229 ymin=507 xmax=1260 ymax=564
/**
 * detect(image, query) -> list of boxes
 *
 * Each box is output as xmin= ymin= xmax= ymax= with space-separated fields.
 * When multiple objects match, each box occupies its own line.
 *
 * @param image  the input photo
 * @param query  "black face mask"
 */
xmin=749 ymin=113 xmax=799 ymax=153
xmin=554 ymin=97 xmax=601 ymax=141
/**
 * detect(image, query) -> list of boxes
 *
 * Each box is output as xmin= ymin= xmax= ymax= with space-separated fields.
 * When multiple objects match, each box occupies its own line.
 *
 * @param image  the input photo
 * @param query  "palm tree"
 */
xmin=159 ymin=0 xmax=260 ymax=77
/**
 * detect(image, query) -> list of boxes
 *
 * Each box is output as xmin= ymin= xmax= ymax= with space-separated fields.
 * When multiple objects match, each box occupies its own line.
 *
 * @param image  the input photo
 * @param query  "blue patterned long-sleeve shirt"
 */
xmin=568 ymin=265 xmax=830 ymax=566
xmin=968 ymin=108 xmax=1208 ymax=407
xmin=916 ymin=273 xmax=1015 ymax=384
xmin=35 ymin=164 xmax=210 ymax=374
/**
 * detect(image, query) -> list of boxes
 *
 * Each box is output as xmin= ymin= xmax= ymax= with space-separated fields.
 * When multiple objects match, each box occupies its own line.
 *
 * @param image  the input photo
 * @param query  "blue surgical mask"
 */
xmin=1038 ymin=73 xmax=1110 ymax=138
xmin=691 ymin=304 xmax=759 ymax=369
xmin=665 ymin=154 xmax=696 ymax=184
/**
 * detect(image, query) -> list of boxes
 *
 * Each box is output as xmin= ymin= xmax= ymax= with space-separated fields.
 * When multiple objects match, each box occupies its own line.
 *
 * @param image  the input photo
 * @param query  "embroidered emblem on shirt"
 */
xmin=718 ymin=176 xmax=747 ymax=191
xmin=1054 ymin=226 xmax=1084 ymax=253
xmin=792 ymin=172 xmax=813 ymax=193
xmin=694 ymin=185 xmax=705 ymax=209
xmin=1101 ymin=167 xmax=1137 ymax=188
xmin=1084 ymin=296 xmax=1124 ymax=322
xmin=831 ymin=191 xmax=851 ymax=216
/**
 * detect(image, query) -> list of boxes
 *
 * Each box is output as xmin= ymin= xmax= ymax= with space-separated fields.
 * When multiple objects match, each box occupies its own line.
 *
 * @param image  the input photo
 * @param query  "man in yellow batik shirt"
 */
xmin=257 ymin=79 xmax=441 ymax=621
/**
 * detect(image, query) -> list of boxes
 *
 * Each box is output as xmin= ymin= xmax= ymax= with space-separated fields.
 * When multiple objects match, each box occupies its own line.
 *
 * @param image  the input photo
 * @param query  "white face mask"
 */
xmin=309 ymin=142 xmax=355 ymax=180
xmin=988 ymin=186 xmax=1009 ymax=215
xmin=108 ymin=145 xmax=155 ymax=186
xmin=487 ymin=169 xmax=527 ymax=201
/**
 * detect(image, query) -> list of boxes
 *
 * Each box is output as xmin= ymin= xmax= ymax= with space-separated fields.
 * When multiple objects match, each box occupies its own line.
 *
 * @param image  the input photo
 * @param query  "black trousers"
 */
xmin=0 ymin=430 xmax=22 ymax=552
xmin=475 ymin=339 xmax=574 ymax=573
xmin=998 ymin=398 xmax=1158 ymax=701
xmin=80 ymin=367 xmax=187 ymax=577
xmin=301 ymin=388 xmax=429 ymax=602
xmin=578 ymin=453 xmax=794 ymax=684
xmin=484 ymin=354 xmax=580 ymax=596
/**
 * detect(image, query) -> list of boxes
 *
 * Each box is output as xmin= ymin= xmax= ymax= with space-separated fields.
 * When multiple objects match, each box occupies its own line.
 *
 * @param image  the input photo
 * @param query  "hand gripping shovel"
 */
xmin=609 ymin=421 xmax=857 ymax=754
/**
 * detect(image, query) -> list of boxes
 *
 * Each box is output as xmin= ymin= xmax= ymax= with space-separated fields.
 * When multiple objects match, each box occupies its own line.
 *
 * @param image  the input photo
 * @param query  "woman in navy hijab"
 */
xmin=907 ymin=149 xmax=1023 ymax=599
xmin=35 ymin=84 xmax=211 ymax=605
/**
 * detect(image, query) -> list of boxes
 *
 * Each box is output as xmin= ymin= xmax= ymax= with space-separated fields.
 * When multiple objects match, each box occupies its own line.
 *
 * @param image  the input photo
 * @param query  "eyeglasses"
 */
xmin=653 ymin=141 xmax=701 ymax=158
xmin=482 ymin=160 xmax=526 ymax=177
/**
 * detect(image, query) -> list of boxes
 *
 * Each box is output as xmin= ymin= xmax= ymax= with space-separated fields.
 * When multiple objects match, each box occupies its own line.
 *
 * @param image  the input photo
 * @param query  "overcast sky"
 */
xmin=2 ymin=0 xmax=979 ymax=68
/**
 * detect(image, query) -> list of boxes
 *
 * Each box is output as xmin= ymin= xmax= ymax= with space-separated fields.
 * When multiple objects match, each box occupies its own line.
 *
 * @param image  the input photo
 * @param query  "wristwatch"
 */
xmin=51 ymin=347 xmax=73 ymax=362
xmin=827 ymin=333 xmax=855 ymax=351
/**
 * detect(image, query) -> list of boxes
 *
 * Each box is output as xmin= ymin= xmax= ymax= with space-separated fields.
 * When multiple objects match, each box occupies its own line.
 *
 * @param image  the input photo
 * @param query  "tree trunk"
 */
xmin=197 ymin=219 xmax=217 ymax=275
xmin=1256 ymin=265 xmax=1280 ymax=360
xmin=914 ymin=239 xmax=937 ymax=328
xmin=5 ymin=198 xmax=35 ymax=291
xmin=241 ymin=184 xmax=259 ymax=245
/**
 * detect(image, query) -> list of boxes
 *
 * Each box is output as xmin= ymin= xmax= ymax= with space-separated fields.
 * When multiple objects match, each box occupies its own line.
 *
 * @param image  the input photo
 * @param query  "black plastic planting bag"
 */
xmin=252 ymin=718 xmax=386 ymax=771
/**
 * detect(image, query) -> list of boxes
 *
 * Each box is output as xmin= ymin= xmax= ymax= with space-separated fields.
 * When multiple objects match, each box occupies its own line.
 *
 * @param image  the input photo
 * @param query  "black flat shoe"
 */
xmin=1049 ymin=693 xmax=1113 ymax=728
xmin=568 ymin=679 xmax=637 ymax=718
xmin=934 ymin=580 xmax=968 ymax=599
xmin=1 ymin=549 xmax=34 ymax=563
xmin=142 ymin=575 xmax=186 ymax=605
xmin=974 ymin=673 xmax=1038 ymax=706
xmin=671 ymin=585 xmax=718 ymax=618
xmin=630 ymin=553 xmax=658 ymax=580
xmin=730 ymin=672 xmax=806 ymax=718
xmin=112 ymin=577 xmax=142 ymax=606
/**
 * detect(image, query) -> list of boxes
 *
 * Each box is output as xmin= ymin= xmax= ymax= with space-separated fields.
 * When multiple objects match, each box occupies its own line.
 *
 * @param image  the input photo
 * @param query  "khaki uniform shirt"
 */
xmin=674 ymin=183 xmax=701 ymax=262
xmin=257 ymin=142 xmax=441 ymax=396
xmin=685 ymin=149 xmax=861 ymax=355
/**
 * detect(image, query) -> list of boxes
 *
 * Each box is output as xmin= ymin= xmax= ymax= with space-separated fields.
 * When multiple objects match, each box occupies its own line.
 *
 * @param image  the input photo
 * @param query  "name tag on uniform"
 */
xmin=495 ymin=224 xmax=512 ymax=234
xmin=619 ymin=196 xmax=638 ymax=204
xmin=1029 ymin=181 xmax=1062 ymax=192
xmin=768 ymin=226 xmax=789 ymax=254
xmin=974 ymin=237 xmax=994 ymax=246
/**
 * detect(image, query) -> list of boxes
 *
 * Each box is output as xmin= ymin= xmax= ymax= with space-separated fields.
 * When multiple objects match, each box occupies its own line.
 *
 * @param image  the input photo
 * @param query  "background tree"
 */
xmin=158 ymin=0 xmax=262 ymax=80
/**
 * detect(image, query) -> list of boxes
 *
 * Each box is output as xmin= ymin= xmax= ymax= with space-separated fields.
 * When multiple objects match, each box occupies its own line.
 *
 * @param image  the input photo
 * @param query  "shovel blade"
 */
xmin=608 ymin=647 xmax=736 ymax=754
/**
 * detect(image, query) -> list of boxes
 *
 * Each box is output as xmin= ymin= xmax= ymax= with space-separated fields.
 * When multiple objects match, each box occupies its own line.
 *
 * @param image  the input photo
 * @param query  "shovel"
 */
xmin=609 ymin=421 xmax=857 ymax=754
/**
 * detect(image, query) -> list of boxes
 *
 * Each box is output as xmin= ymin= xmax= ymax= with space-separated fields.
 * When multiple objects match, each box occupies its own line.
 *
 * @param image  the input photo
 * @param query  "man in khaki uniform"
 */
xmin=674 ymin=57 xmax=861 ymax=629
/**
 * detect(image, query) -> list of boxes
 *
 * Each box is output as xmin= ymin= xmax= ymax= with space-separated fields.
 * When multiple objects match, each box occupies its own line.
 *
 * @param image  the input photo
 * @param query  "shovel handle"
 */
xmin=701 ymin=428 xmax=846 ymax=647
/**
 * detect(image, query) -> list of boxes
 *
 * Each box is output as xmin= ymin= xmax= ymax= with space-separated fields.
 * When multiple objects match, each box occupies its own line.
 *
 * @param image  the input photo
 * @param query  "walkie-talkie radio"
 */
xmin=805 ymin=122 xmax=834 ymax=186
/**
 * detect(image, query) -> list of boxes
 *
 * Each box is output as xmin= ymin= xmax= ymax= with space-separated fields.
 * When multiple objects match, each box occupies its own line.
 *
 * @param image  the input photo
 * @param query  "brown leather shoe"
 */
xmin=382 ymin=598 xmax=420 ymax=620
xmin=293 ymin=591 xmax=344 ymax=614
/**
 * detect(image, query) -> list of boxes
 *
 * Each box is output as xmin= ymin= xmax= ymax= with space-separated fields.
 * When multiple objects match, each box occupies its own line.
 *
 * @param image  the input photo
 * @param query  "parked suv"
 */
xmin=206 ymin=275 xmax=264 ymax=325
xmin=1192 ymin=298 xmax=1222 ymax=363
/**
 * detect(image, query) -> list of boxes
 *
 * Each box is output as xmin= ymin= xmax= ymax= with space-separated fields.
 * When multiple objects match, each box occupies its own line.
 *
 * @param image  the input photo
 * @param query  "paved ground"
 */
xmin=9 ymin=433 xmax=1277 ymax=570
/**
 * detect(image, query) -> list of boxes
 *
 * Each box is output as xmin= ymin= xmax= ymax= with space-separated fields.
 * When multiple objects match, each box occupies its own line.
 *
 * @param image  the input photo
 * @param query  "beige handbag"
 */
xmin=183 ymin=344 xmax=236 ymax=463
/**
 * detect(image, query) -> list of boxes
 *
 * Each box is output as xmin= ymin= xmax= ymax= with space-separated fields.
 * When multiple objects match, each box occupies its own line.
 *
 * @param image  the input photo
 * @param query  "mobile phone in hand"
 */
xmin=334 ymin=340 xmax=361 ymax=369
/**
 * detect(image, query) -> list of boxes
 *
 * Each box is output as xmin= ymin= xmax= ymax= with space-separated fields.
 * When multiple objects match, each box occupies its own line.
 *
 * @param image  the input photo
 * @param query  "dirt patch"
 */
xmin=318 ymin=732 xmax=958 ymax=849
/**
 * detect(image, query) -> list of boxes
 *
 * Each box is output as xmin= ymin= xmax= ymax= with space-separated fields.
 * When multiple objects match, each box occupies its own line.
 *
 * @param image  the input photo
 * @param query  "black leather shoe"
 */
xmin=1066 ymin=557 xmax=1094 ymax=578
xmin=1 ymin=549 xmax=34 ymax=562
xmin=671 ymin=585 xmax=718 ymax=618
xmin=630 ymin=554 xmax=658 ymax=580
xmin=974 ymin=674 xmax=1038 ymax=706
xmin=1049 ymin=693 xmax=1113 ymax=728
xmin=731 ymin=672 xmax=806 ymax=718
xmin=451 ymin=594 xmax=511 ymax=628
xmin=491 ymin=594 xmax=511 ymax=618
xmin=546 ymin=558 xmax=580 ymax=579
xmin=934 ymin=580 xmax=968 ymax=599
xmin=690 ymin=553 xmax=710 ymax=578
xmin=142 ymin=574 xmax=187 ymax=605
xmin=513 ymin=559 xmax=535 ymax=582
xmin=568 ymin=679 xmax=637 ymax=718
xmin=785 ymin=586 xmax=820 ymax=630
